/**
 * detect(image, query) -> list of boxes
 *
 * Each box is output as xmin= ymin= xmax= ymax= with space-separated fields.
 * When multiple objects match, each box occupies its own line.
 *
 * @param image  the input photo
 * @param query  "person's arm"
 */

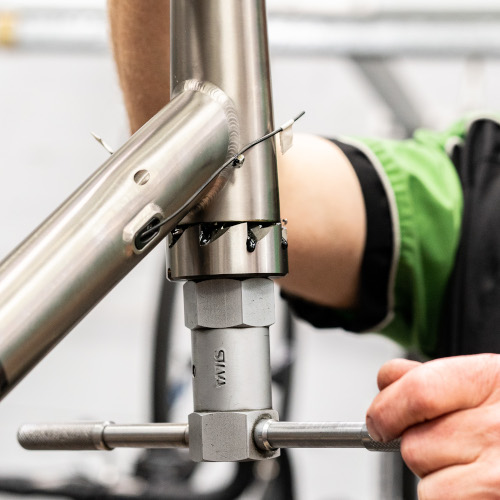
xmin=367 ymin=354 xmax=500 ymax=499
xmin=107 ymin=0 xmax=366 ymax=310
xmin=108 ymin=0 xmax=171 ymax=134
xmin=276 ymin=136 xmax=365 ymax=309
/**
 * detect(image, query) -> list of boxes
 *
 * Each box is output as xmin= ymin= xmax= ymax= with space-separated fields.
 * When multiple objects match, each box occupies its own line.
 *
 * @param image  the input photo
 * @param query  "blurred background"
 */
xmin=1 ymin=0 xmax=500 ymax=498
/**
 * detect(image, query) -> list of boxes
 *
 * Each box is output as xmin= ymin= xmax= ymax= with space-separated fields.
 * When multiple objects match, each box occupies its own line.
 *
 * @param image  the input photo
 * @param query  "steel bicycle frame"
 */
xmin=1 ymin=0 xmax=399 ymax=460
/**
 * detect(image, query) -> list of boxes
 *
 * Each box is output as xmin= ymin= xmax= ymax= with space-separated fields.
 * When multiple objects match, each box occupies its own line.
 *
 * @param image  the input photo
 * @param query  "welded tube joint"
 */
xmin=0 ymin=85 xmax=236 ymax=401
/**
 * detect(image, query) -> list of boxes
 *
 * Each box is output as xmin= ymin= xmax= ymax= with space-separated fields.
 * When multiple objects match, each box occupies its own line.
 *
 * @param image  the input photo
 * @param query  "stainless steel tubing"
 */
xmin=254 ymin=420 xmax=401 ymax=452
xmin=19 ymin=420 xmax=400 ymax=452
xmin=18 ymin=422 xmax=189 ymax=450
xmin=18 ymin=422 xmax=112 ymax=451
xmin=171 ymin=0 xmax=279 ymax=225
xmin=101 ymin=423 xmax=189 ymax=449
xmin=169 ymin=1 xmax=283 ymax=464
xmin=192 ymin=328 xmax=272 ymax=412
xmin=169 ymin=222 xmax=288 ymax=279
xmin=0 ymin=87 xmax=236 ymax=400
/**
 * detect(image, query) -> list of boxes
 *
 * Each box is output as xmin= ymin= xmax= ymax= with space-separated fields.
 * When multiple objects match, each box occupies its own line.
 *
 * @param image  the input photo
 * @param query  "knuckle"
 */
xmin=400 ymin=427 xmax=436 ymax=479
xmin=406 ymin=371 xmax=434 ymax=417
xmin=367 ymin=398 xmax=382 ymax=421
xmin=417 ymin=478 xmax=432 ymax=500
xmin=376 ymin=361 xmax=393 ymax=387
xmin=366 ymin=399 xmax=386 ymax=433
xmin=400 ymin=432 xmax=422 ymax=472
xmin=417 ymin=476 xmax=452 ymax=500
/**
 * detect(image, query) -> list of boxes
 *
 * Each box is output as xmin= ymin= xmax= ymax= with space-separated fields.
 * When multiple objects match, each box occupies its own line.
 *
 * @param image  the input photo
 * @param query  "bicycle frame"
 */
xmin=2 ymin=0 xmax=399 ymax=461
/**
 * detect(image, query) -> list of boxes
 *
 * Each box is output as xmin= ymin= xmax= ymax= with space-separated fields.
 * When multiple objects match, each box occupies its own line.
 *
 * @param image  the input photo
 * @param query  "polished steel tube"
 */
xmin=103 ymin=423 xmax=189 ymax=449
xmin=18 ymin=422 xmax=189 ymax=450
xmin=170 ymin=3 xmax=283 ymax=462
xmin=19 ymin=420 xmax=400 ymax=452
xmin=168 ymin=0 xmax=288 ymax=284
xmin=169 ymin=222 xmax=288 ymax=279
xmin=171 ymin=0 xmax=279 ymax=224
xmin=254 ymin=420 xmax=401 ymax=452
xmin=0 ymin=87 xmax=234 ymax=400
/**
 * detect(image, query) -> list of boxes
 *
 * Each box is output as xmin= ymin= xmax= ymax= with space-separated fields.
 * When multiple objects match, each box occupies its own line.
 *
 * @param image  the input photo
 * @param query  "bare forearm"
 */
xmin=108 ymin=0 xmax=170 ymax=134
xmin=277 ymin=135 xmax=365 ymax=309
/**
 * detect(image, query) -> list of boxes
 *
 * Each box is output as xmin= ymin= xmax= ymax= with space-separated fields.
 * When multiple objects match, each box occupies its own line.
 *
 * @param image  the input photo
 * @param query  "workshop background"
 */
xmin=1 ymin=0 xmax=500 ymax=499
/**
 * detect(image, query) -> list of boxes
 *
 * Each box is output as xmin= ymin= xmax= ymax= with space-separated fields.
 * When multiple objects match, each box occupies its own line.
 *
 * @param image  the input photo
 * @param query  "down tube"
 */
xmin=0 ymin=89 xmax=231 ymax=400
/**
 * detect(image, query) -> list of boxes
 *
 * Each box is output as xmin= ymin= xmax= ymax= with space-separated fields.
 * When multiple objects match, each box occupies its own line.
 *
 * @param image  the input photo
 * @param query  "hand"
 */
xmin=366 ymin=354 xmax=500 ymax=499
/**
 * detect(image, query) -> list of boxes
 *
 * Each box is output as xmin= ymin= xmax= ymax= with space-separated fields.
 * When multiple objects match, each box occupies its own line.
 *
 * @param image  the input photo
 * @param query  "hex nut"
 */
xmin=188 ymin=410 xmax=280 ymax=462
xmin=183 ymin=278 xmax=275 ymax=329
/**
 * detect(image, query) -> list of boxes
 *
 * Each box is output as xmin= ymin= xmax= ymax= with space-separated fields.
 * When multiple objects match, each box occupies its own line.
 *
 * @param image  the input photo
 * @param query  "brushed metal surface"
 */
xmin=169 ymin=222 xmax=288 ymax=279
xmin=172 ymin=0 xmax=280 ymax=223
xmin=0 ymin=88 xmax=232 ymax=399
xmin=191 ymin=327 xmax=272 ymax=412
xmin=183 ymin=278 xmax=275 ymax=330
xmin=254 ymin=420 xmax=401 ymax=452
xmin=188 ymin=410 xmax=279 ymax=462
xmin=18 ymin=422 xmax=189 ymax=450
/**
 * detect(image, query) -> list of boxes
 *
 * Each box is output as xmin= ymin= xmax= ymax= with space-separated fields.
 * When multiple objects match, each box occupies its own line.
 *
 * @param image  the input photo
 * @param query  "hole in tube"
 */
xmin=134 ymin=170 xmax=150 ymax=185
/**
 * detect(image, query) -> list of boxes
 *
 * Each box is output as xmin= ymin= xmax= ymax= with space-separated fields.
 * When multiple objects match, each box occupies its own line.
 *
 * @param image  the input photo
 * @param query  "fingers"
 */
xmin=366 ymin=354 xmax=500 ymax=442
xmin=377 ymin=358 xmax=421 ymax=391
xmin=371 ymin=355 xmax=500 ymax=498
xmin=417 ymin=460 xmax=500 ymax=500
xmin=400 ymin=408 xmax=484 ymax=478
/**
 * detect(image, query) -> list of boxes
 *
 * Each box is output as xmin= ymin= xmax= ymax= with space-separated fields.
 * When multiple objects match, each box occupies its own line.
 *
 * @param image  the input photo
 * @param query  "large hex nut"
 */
xmin=183 ymin=278 xmax=275 ymax=329
xmin=188 ymin=410 xmax=280 ymax=462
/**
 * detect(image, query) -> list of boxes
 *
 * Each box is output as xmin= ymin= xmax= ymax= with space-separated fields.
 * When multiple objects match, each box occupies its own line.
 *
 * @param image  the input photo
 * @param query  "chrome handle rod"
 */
xmin=19 ymin=420 xmax=399 ymax=453
xmin=18 ymin=422 xmax=189 ymax=451
xmin=254 ymin=420 xmax=401 ymax=452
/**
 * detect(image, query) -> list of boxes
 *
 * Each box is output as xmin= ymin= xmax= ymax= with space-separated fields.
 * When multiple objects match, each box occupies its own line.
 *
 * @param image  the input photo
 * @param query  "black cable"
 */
xmin=151 ymin=273 xmax=178 ymax=423
xmin=262 ymin=306 xmax=297 ymax=500
xmin=0 ymin=471 xmax=256 ymax=500
xmin=0 ymin=477 xmax=108 ymax=499
xmin=281 ymin=307 xmax=296 ymax=419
